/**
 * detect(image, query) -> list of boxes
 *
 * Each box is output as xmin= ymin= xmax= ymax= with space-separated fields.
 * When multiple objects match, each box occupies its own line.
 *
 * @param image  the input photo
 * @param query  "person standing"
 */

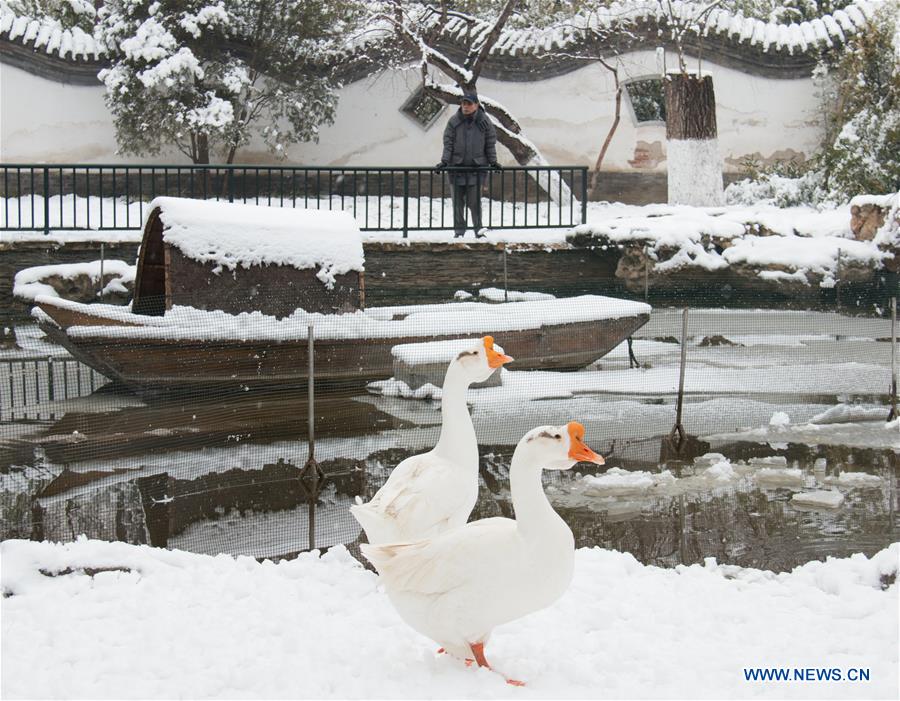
xmin=436 ymin=93 xmax=499 ymax=239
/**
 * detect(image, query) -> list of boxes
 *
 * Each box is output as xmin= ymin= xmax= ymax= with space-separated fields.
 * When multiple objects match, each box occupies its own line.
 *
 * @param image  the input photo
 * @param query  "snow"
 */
xmin=367 ymin=378 xmax=443 ymax=400
xmin=811 ymin=404 xmax=892 ymax=424
xmin=572 ymin=201 xmax=885 ymax=284
xmin=149 ymin=197 xmax=364 ymax=288
xmin=791 ymin=490 xmax=846 ymax=508
xmin=754 ymin=467 xmax=805 ymax=486
xmin=13 ymin=261 xmax=135 ymax=301
xmin=825 ymin=471 xmax=883 ymax=487
xmin=873 ymin=192 xmax=899 ymax=248
xmin=722 ymin=235 xmax=884 ymax=287
xmin=769 ymin=411 xmax=791 ymax=429
xmin=391 ymin=337 xmax=506 ymax=365
xmin=581 ymin=467 xmax=676 ymax=495
xmin=355 ymin=0 xmax=878 ymax=61
xmin=3 ymin=194 xmax=889 ymax=287
xmin=666 ymin=138 xmax=725 ymax=207
xmin=712 ymin=418 xmax=900 ymax=452
xmin=0 ymin=3 xmax=104 ymax=60
xmin=478 ymin=288 xmax=555 ymax=302
xmin=1 ymin=538 xmax=896 ymax=699
xmin=61 ymin=295 xmax=651 ymax=343
xmin=850 ymin=193 xmax=897 ymax=207
xmin=703 ymin=458 xmax=736 ymax=481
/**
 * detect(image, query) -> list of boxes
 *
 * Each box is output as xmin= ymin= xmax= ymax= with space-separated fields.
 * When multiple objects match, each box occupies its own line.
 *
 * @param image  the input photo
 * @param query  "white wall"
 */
xmin=0 ymin=52 xmax=824 ymax=171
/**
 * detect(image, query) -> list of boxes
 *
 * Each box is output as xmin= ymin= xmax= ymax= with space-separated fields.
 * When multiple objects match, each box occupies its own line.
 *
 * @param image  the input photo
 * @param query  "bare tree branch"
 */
xmin=465 ymin=0 xmax=518 ymax=82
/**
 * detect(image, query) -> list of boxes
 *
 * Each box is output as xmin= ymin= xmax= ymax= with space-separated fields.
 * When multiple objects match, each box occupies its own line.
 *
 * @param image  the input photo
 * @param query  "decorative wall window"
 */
xmin=400 ymin=86 xmax=445 ymax=129
xmin=625 ymin=79 xmax=666 ymax=125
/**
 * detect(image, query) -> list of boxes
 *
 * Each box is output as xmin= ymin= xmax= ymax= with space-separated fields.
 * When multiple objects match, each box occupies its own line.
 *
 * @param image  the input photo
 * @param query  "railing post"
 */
xmin=402 ymin=169 xmax=410 ymax=239
xmin=227 ymin=167 xmax=235 ymax=203
xmin=42 ymin=167 xmax=50 ymax=236
xmin=47 ymin=356 xmax=54 ymax=401
xmin=580 ymin=167 xmax=588 ymax=225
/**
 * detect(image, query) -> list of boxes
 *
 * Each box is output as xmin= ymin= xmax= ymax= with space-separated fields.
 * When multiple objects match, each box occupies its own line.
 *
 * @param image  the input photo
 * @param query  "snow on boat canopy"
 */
xmin=31 ymin=195 xmax=650 ymax=392
xmin=132 ymin=196 xmax=365 ymax=318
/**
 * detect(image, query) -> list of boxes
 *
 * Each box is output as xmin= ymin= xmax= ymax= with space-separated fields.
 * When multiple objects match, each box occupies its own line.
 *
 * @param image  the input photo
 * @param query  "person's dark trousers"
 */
xmin=452 ymin=183 xmax=482 ymax=237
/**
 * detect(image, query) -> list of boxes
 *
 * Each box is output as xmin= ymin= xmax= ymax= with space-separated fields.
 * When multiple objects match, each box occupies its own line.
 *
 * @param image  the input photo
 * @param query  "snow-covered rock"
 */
xmin=13 ymin=260 xmax=135 ymax=305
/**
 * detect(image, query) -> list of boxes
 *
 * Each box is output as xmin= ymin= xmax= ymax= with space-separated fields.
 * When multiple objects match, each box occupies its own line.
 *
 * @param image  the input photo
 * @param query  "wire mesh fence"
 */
xmin=1 ymin=280 xmax=897 ymax=571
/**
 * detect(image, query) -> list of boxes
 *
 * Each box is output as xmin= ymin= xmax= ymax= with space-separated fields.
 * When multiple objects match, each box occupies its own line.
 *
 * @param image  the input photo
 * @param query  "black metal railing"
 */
xmin=0 ymin=163 xmax=589 ymax=237
xmin=0 ymin=356 xmax=108 ymax=422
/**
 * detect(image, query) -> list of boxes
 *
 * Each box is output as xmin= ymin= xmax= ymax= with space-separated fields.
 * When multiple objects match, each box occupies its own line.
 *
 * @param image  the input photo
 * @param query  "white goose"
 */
xmin=350 ymin=336 xmax=512 ymax=544
xmin=362 ymin=421 xmax=604 ymax=685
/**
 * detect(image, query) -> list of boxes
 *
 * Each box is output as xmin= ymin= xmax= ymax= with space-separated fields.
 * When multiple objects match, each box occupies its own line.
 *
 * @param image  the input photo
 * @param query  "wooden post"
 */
xmin=644 ymin=244 xmax=650 ymax=301
xmin=300 ymin=324 xmax=324 ymax=551
xmin=503 ymin=243 xmax=508 ymax=303
xmin=674 ymin=308 xmax=689 ymax=436
xmin=890 ymin=297 xmax=897 ymax=422
xmin=835 ymin=248 xmax=842 ymax=310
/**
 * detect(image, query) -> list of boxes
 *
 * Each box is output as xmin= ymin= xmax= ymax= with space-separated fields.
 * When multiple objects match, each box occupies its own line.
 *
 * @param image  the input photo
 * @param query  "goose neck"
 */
xmin=433 ymin=362 xmax=476 ymax=458
xmin=510 ymin=447 xmax=560 ymax=540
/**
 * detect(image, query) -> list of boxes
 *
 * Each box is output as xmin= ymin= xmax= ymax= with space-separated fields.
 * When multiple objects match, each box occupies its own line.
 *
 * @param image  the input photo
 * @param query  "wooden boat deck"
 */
xmin=35 ymin=295 xmax=651 ymax=393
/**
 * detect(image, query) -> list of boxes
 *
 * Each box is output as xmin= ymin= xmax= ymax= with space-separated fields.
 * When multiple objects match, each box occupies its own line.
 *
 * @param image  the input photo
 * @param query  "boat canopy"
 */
xmin=132 ymin=197 xmax=365 ymax=318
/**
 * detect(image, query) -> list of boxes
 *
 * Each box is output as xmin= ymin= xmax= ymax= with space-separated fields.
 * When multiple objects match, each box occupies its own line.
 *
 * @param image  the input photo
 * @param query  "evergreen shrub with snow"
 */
xmin=97 ymin=0 xmax=357 ymax=164
xmin=728 ymin=0 xmax=899 ymax=207
xmin=818 ymin=1 xmax=900 ymax=203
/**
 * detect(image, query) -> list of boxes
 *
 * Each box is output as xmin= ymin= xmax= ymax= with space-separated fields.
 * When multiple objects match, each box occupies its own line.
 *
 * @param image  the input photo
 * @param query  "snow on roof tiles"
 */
xmin=0 ymin=4 xmax=104 ymax=61
xmin=148 ymin=197 xmax=364 ymax=283
xmin=0 ymin=0 xmax=885 ymax=67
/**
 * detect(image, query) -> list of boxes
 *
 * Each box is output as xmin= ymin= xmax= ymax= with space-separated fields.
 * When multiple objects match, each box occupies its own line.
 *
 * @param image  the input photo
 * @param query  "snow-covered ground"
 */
xmin=1 ymin=538 xmax=896 ymax=699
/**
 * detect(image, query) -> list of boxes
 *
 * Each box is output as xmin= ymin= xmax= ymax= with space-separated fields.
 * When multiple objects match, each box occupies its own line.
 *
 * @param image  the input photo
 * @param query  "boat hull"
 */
xmin=36 ymin=298 xmax=650 ymax=393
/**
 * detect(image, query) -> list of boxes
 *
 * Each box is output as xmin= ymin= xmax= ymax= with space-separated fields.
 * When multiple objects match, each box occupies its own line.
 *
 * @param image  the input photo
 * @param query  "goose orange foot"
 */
xmin=468 ymin=642 xmax=526 ymax=687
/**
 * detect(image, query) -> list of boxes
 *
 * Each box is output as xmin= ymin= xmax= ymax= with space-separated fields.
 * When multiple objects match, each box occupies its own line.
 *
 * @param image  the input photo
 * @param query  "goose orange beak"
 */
xmin=567 ymin=421 xmax=605 ymax=465
xmin=484 ymin=335 xmax=513 ymax=369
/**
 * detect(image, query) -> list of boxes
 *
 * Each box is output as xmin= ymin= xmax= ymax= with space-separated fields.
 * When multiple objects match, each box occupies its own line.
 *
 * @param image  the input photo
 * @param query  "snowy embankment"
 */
xmin=4 ymin=195 xmax=894 ymax=290
xmin=12 ymin=260 xmax=136 ymax=301
xmin=573 ymin=200 xmax=892 ymax=287
xmin=1 ymin=538 xmax=896 ymax=699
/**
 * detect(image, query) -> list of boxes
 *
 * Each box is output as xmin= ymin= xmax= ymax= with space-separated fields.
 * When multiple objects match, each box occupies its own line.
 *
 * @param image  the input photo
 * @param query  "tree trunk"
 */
xmin=195 ymin=133 xmax=210 ymax=165
xmin=591 ymin=82 xmax=622 ymax=200
xmin=664 ymin=74 xmax=724 ymax=206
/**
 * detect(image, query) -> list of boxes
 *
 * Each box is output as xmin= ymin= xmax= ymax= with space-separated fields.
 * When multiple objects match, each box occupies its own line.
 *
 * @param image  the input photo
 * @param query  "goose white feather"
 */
xmin=362 ymin=422 xmax=604 ymax=671
xmin=350 ymin=336 xmax=512 ymax=544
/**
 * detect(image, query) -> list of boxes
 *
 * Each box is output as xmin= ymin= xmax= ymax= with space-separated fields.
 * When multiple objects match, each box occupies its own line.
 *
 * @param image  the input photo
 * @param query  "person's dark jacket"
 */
xmin=441 ymin=107 xmax=498 ymax=184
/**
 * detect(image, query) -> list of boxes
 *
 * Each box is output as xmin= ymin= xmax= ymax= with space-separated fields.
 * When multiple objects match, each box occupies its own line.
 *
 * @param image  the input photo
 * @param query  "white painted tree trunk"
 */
xmin=666 ymin=138 xmax=724 ymax=206
xmin=664 ymin=73 xmax=724 ymax=207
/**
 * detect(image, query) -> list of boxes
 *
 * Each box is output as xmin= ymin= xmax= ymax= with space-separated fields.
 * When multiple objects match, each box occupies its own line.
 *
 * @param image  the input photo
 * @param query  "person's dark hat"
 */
xmin=460 ymin=92 xmax=479 ymax=103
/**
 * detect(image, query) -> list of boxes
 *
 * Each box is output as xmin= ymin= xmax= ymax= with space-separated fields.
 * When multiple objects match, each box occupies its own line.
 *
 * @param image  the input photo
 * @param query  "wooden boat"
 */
xmin=34 ymin=294 xmax=651 ymax=393
xmin=31 ymin=196 xmax=650 ymax=393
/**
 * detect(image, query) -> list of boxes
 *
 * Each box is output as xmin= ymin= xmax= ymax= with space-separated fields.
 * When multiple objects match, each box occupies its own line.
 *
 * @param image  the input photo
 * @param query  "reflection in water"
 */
xmin=1 ymin=385 xmax=897 ymax=572
xmin=463 ymin=442 xmax=898 ymax=572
